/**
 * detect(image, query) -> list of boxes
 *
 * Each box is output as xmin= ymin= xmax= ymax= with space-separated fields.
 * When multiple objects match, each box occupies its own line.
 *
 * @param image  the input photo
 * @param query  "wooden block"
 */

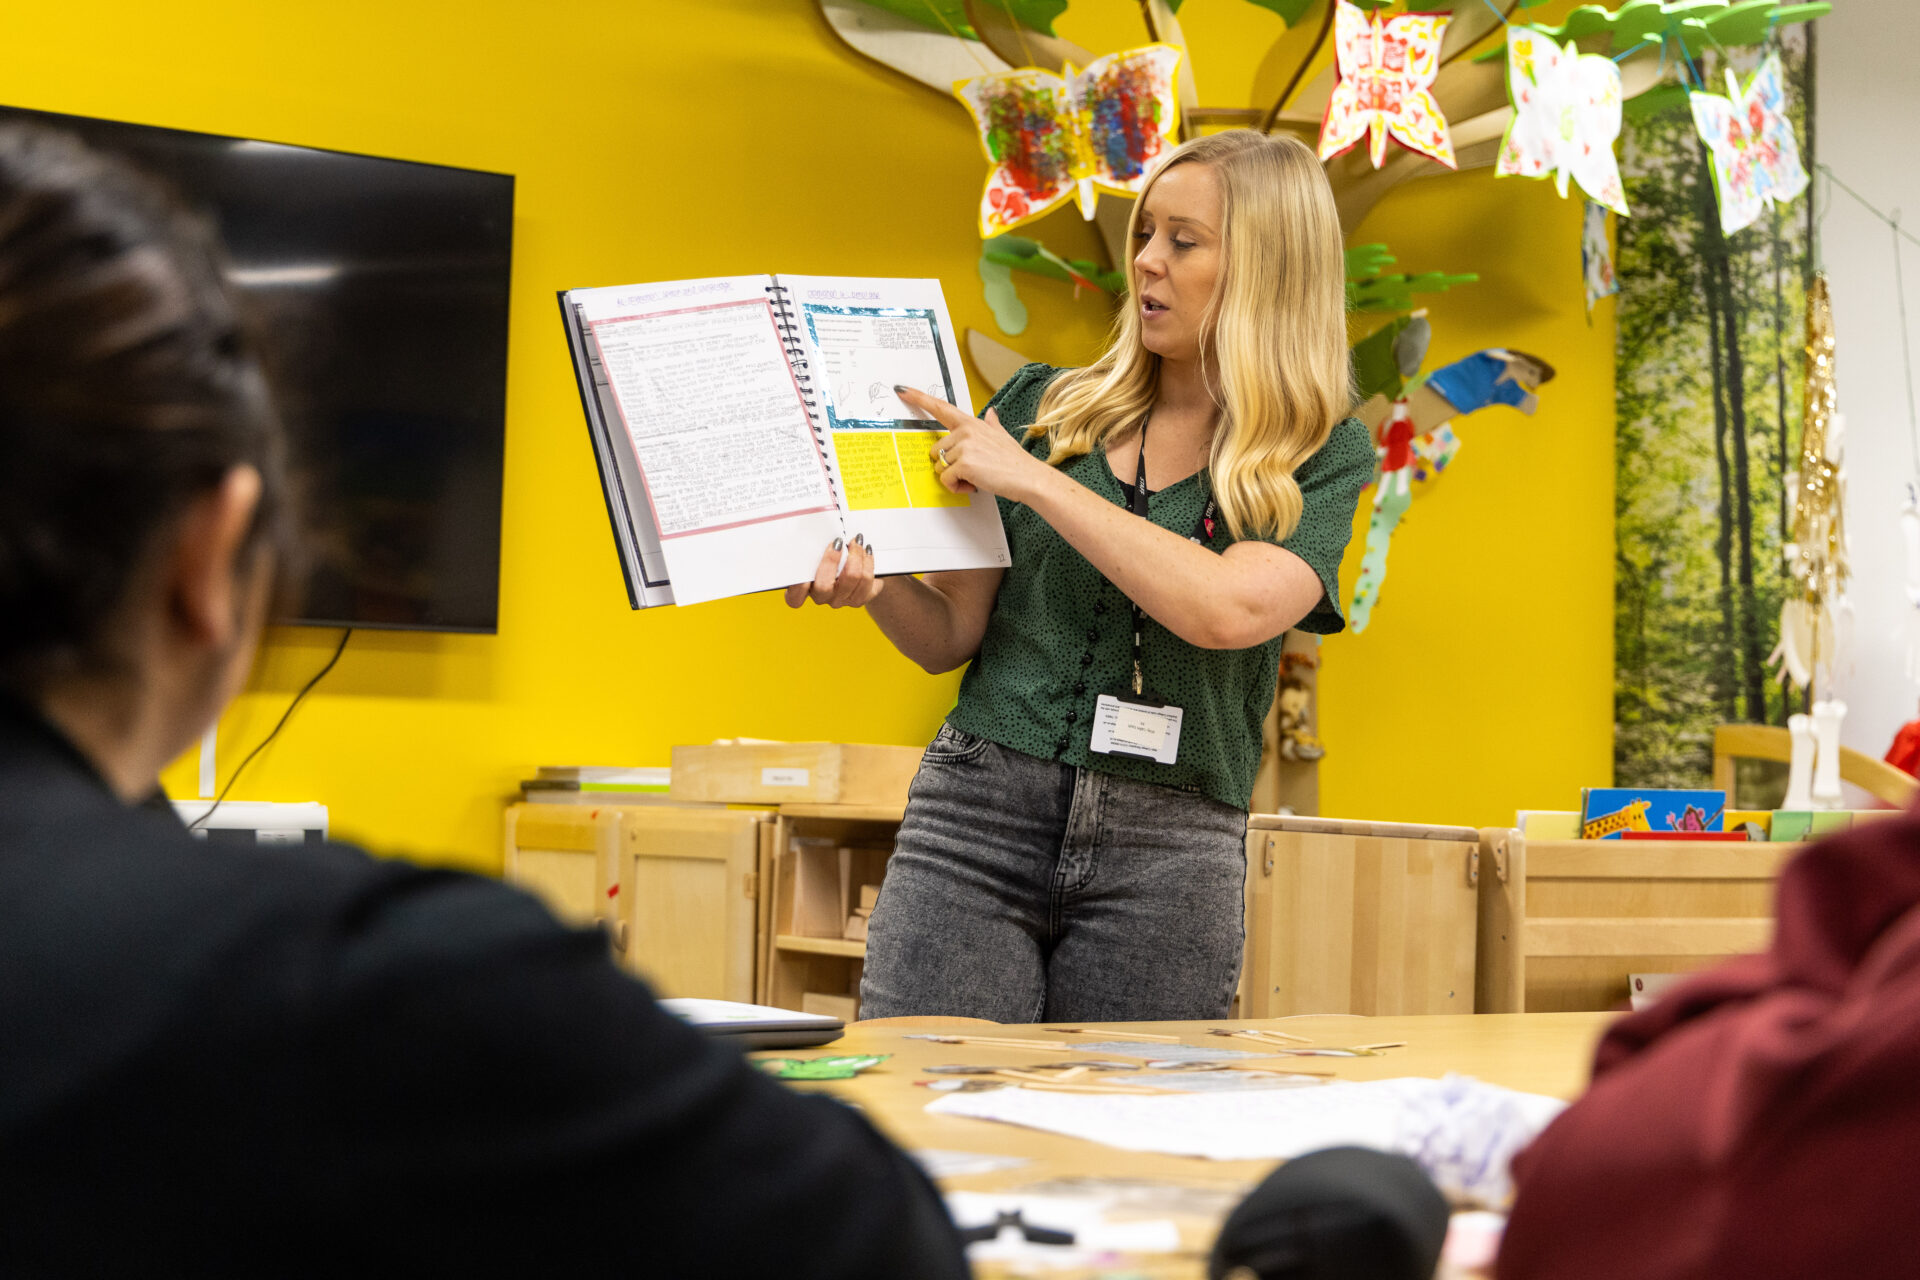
xmin=801 ymin=992 xmax=859 ymax=1022
xmin=842 ymin=913 xmax=870 ymax=943
xmin=669 ymin=742 xmax=923 ymax=806
xmin=859 ymin=883 xmax=881 ymax=911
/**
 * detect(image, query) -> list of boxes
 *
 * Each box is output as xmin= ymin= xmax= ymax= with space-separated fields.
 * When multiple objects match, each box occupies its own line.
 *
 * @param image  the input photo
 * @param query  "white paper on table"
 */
xmin=927 ymin=1074 xmax=1567 ymax=1205
xmin=946 ymin=1191 xmax=1182 ymax=1260
xmin=913 ymin=1149 xmax=1033 ymax=1179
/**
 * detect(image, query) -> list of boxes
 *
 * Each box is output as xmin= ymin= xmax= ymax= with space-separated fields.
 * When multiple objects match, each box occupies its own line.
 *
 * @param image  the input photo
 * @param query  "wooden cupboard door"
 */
xmin=620 ymin=809 xmax=763 ymax=1002
xmin=1252 ymin=830 xmax=1478 ymax=1017
xmin=502 ymin=805 xmax=616 ymax=930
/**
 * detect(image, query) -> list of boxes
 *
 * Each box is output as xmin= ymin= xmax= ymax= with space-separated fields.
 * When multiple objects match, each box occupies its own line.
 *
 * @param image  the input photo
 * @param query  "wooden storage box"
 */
xmin=1475 ymin=827 xmax=1795 ymax=1013
xmin=669 ymin=742 xmax=922 ymax=807
xmin=1241 ymin=815 xmax=1481 ymax=1018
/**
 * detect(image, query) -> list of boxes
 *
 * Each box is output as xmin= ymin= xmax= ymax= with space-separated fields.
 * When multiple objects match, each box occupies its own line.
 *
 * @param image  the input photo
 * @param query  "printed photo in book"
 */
xmin=559 ymin=273 xmax=1010 ymax=608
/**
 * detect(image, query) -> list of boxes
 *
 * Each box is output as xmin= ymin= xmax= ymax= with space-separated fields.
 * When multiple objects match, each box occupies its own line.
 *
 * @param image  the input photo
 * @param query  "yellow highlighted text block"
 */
xmin=895 ymin=431 xmax=969 ymax=508
xmin=834 ymin=431 xmax=910 ymax=511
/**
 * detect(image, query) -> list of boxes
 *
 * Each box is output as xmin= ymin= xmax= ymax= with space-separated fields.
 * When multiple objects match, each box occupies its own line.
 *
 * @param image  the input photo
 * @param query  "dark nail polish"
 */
xmin=893 ymin=384 xmax=910 ymax=394
xmin=852 ymin=533 xmax=865 ymax=548
xmin=832 ymin=537 xmax=844 ymax=551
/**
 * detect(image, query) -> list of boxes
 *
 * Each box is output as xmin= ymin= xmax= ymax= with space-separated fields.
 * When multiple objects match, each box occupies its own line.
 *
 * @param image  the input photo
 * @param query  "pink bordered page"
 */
xmin=562 ymin=272 xmax=1008 ymax=608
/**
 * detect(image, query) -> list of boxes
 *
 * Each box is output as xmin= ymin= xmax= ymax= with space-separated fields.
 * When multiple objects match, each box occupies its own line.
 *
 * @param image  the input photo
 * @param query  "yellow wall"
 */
xmin=4 ymin=0 xmax=1611 ymax=870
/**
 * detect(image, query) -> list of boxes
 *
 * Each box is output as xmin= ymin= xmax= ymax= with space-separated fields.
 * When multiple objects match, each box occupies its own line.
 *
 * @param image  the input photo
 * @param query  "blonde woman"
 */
xmin=787 ymin=130 xmax=1371 ymax=1020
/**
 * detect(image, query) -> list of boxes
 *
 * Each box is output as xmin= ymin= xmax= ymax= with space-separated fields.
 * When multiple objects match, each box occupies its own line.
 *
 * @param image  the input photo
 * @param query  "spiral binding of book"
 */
xmin=766 ymin=283 xmax=838 ymax=507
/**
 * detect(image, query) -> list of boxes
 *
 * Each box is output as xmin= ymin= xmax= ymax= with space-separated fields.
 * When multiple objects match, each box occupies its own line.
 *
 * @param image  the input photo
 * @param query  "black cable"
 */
xmin=188 ymin=627 xmax=352 ymax=832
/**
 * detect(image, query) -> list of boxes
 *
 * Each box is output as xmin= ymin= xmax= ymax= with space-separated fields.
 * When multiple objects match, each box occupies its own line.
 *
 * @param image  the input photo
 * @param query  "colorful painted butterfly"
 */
xmin=1318 ymin=0 xmax=1455 ymax=171
xmin=955 ymin=43 xmax=1182 ymax=239
xmin=1496 ymin=26 xmax=1628 ymax=216
xmin=1689 ymin=52 xmax=1809 ymax=236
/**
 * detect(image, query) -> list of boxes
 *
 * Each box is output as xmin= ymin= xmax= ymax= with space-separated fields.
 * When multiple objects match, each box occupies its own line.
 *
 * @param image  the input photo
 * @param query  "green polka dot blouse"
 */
xmin=946 ymin=363 xmax=1374 ymax=810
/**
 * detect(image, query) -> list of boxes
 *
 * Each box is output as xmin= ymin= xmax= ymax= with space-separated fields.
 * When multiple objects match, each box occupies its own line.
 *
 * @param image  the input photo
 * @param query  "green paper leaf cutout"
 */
xmin=860 ymin=0 xmax=978 ymax=39
xmin=983 ymin=234 xmax=1126 ymax=294
xmin=758 ymin=1054 xmax=891 ymax=1080
xmin=1351 ymin=315 xmax=1411 ymax=403
xmin=1521 ymin=1 xmax=1829 ymax=55
xmin=979 ymin=252 xmax=1029 ymax=335
xmin=1705 ymin=0 xmax=1784 ymax=46
xmin=1343 ymin=243 xmax=1476 ymax=315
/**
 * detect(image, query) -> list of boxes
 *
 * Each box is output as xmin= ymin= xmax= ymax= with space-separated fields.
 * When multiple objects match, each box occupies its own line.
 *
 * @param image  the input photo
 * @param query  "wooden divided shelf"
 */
xmin=761 ymin=803 xmax=907 ymax=1017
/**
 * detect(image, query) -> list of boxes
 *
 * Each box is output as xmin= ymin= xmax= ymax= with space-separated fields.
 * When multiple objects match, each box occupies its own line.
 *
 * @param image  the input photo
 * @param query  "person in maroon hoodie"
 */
xmin=1498 ymin=805 xmax=1920 ymax=1278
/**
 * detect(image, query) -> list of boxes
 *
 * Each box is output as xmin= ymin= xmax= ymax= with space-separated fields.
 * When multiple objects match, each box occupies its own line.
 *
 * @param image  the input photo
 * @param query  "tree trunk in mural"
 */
xmin=1701 ymin=188 xmax=1766 ymax=726
xmin=1614 ymin=32 xmax=1813 ymax=788
xmin=1699 ymin=154 xmax=1740 ymax=728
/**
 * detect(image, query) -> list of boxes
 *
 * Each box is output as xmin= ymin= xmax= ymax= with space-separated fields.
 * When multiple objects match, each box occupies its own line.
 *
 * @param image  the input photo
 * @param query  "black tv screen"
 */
xmin=0 ymin=104 xmax=514 ymax=633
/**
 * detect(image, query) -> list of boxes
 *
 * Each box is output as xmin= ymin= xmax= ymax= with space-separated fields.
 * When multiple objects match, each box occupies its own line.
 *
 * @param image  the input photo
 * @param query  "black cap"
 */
xmin=1208 ymin=1147 xmax=1449 ymax=1280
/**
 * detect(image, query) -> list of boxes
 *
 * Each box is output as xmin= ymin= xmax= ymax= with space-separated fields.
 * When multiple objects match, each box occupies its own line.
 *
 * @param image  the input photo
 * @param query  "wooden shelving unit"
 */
xmin=760 ymin=802 xmax=907 ymax=1013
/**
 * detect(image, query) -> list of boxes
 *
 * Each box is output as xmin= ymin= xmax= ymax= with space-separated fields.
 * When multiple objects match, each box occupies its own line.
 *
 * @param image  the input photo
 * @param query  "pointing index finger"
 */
xmin=894 ymin=384 xmax=965 ymax=430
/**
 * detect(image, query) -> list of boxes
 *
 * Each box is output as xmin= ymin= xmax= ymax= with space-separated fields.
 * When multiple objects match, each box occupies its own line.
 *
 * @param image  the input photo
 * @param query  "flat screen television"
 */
xmin=0 ymin=104 xmax=515 ymax=633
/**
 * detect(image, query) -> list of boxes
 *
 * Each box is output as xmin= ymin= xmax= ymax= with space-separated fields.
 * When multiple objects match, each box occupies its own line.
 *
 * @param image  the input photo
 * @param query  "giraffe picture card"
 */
xmin=1579 ymin=788 xmax=1728 ymax=840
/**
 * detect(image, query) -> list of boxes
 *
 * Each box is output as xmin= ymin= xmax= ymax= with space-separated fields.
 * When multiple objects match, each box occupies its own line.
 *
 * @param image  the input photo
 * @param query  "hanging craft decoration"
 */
xmin=1348 ymin=349 xmax=1555 ymax=633
xmin=1777 ymin=272 xmax=1849 ymax=692
xmin=1689 ymin=51 xmax=1810 ymax=236
xmin=955 ymin=43 xmax=1182 ymax=239
xmin=1773 ymin=274 xmax=1850 ymax=809
xmin=1318 ymin=0 xmax=1455 ymax=171
xmin=1582 ymin=201 xmax=1619 ymax=316
xmin=1496 ymin=26 xmax=1628 ymax=215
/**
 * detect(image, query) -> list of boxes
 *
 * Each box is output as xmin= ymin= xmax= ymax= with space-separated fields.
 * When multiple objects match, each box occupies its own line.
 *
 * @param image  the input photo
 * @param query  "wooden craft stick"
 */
xmin=907 ymin=1035 xmax=1072 ymax=1050
xmin=1348 ymin=1041 xmax=1407 ymax=1052
xmin=1052 ymin=1028 xmax=1184 ymax=1044
xmin=1207 ymin=1027 xmax=1314 ymax=1046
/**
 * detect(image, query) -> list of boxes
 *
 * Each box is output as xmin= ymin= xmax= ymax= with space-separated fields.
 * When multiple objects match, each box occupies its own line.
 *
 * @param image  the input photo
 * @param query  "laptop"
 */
xmin=660 ymin=998 xmax=847 ymax=1050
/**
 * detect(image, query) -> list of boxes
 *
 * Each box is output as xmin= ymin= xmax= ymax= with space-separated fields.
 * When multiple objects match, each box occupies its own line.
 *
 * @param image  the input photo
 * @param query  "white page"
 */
xmin=574 ymin=276 xmax=844 ymax=605
xmin=924 ymin=1074 xmax=1566 ymax=1196
xmin=780 ymin=274 xmax=1010 ymax=577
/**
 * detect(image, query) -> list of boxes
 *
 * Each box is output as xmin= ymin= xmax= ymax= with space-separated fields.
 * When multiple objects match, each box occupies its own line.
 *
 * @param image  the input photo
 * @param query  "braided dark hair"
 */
xmin=0 ymin=123 xmax=286 ymax=695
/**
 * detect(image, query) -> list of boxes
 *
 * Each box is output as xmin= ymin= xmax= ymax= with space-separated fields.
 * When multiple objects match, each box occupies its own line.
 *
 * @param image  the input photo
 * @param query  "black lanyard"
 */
xmin=1124 ymin=421 xmax=1217 ymax=697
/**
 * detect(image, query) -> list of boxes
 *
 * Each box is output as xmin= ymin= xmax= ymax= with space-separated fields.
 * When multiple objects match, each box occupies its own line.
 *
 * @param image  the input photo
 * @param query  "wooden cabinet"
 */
xmin=504 ymin=802 xmax=770 ymax=1002
xmin=1240 ymin=815 xmax=1482 ymax=1018
xmin=509 ymin=796 xmax=1491 ymax=1020
xmin=1474 ymin=827 xmax=1795 ymax=1013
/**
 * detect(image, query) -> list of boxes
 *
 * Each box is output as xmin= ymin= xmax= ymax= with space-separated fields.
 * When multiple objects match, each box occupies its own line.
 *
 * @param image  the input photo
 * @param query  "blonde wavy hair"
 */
xmin=1026 ymin=129 xmax=1351 ymax=541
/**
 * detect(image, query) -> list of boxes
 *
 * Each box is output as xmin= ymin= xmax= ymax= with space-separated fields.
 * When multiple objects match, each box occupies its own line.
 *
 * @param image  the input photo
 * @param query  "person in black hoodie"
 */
xmin=0 ymin=123 xmax=966 ymax=1278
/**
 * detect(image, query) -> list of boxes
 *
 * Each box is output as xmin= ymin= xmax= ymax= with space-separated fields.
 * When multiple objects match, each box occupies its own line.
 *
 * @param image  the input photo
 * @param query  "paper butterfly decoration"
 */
xmin=955 ymin=44 xmax=1182 ymax=239
xmin=1496 ymin=27 xmax=1628 ymax=216
xmin=1318 ymin=0 xmax=1455 ymax=171
xmin=1689 ymin=52 xmax=1809 ymax=236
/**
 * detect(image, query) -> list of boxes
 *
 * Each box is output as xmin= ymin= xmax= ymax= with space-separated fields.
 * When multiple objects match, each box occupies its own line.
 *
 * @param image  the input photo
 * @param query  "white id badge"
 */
xmin=1089 ymin=694 xmax=1184 ymax=765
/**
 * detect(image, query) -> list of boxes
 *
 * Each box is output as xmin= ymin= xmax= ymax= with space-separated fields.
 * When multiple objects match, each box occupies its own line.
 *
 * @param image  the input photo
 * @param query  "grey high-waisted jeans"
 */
xmin=858 ymin=724 xmax=1249 ymax=1022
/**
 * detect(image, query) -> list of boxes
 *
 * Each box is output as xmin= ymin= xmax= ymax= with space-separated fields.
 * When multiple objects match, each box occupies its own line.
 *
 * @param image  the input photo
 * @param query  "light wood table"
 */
xmin=755 ymin=1012 xmax=1614 ymax=1277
